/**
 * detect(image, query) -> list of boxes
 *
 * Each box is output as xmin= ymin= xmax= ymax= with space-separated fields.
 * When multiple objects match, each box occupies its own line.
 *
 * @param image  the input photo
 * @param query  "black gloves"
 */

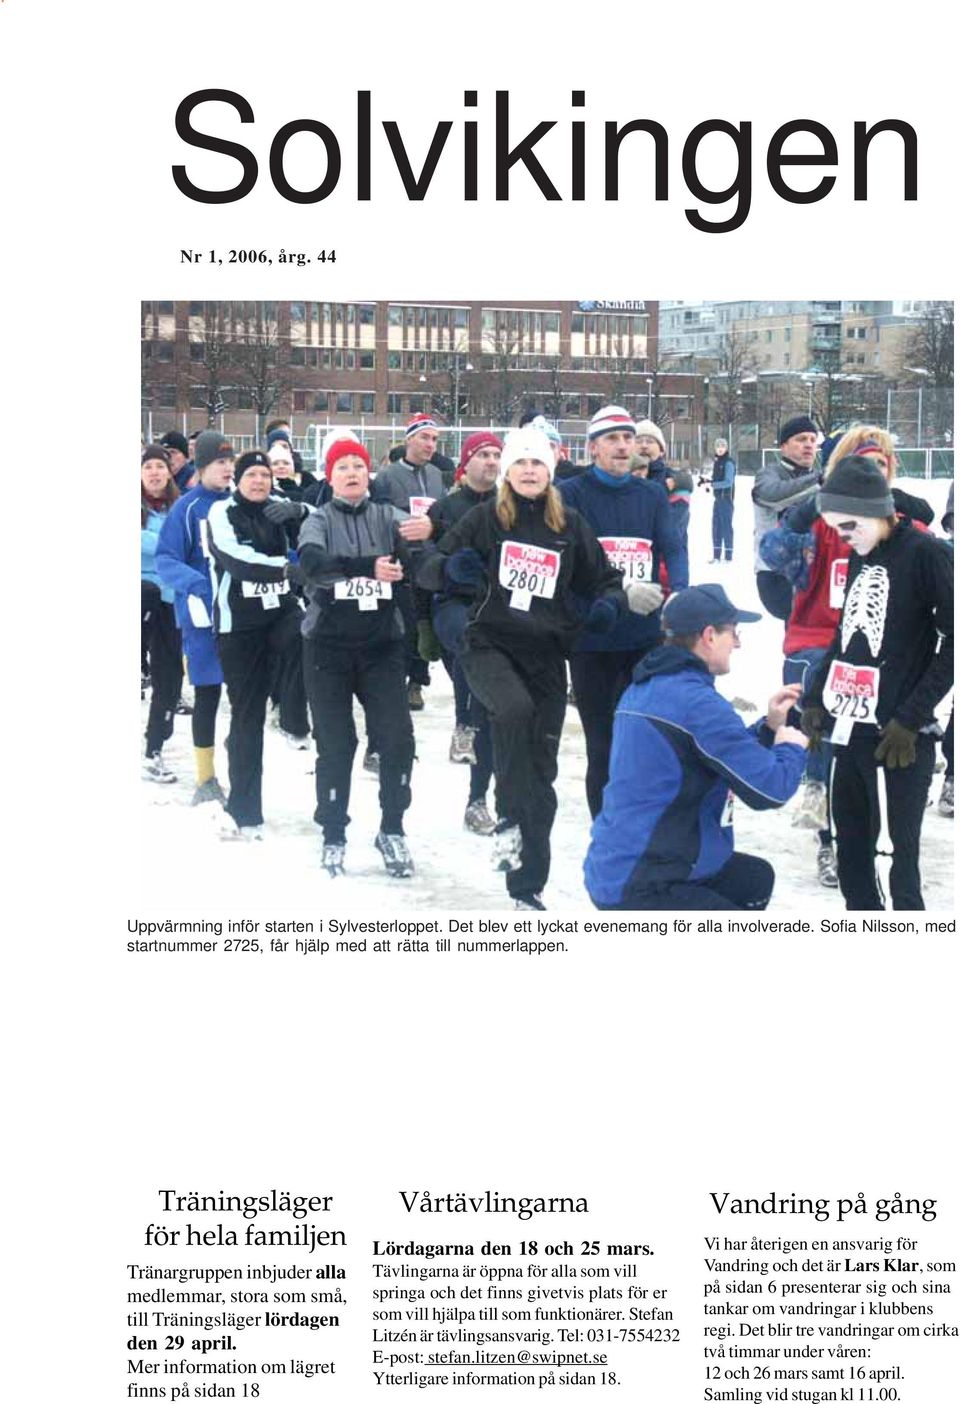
xmin=444 ymin=548 xmax=485 ymax=589
xmin=874 ymin=719 xmax=918 ymax=769
xmin=264 ymin=497 xmax=307 ymax=526
xmin=801 ymin=705 xmax=829 ymax=752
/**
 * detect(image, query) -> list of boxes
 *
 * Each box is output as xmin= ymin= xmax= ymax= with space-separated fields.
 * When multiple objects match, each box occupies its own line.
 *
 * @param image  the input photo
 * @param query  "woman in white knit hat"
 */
xmin=417 ymin=427 xmax=626 ymax=910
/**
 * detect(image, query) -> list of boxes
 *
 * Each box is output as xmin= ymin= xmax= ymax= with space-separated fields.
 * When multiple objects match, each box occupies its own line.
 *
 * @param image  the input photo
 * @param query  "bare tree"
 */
xmin=904 ymin=301 xmax=954 ymax=387
xmin=707 ymin=331 xmax=759 ymax=434
xmin=471 ymin=327 xmax=537 ymax=423
xmin=232 ymin=312 xmax=292 ymax=422
xmin=190 ymin=304 xmax=234 ymax=425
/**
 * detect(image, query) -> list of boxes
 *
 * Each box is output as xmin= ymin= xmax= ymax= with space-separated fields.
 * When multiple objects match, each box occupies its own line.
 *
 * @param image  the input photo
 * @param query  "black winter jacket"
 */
xmin=417 ymin=493 xmax=626 ymax=655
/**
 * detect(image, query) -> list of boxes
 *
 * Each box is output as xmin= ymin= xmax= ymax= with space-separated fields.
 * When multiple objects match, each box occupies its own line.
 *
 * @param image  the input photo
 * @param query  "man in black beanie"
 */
xmin=802 ymin=458 xmax=953 ymax=910
xmin=161 ymin=430 xmax=196 ymax=493
xmin=752 ymin=415 xmax=820 ymax=619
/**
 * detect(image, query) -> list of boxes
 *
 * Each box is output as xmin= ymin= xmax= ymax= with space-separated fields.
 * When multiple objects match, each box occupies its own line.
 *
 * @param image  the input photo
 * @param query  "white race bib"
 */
xmin=334 ymin=577 xmax=392 ymax=611
xmin=409 ymin=496 xmax=436 ymax=517
xmin=829 ymin=558 xmax=849 ymax=611
xmin=498 ymin=541 xmax=561 ymax=611
xmin=598 ymin=536 xmax=654 ymax=584
xmin=823 ymin=659 xmax=880 ymax=746
xmin=241 ymin=578 xmax=289 ymax=610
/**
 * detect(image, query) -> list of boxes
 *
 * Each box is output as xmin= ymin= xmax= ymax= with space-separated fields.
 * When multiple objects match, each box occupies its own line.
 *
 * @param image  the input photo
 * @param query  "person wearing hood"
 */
xmin=296 ymin=438 xmax=433 ymax=878
xmin=584 ymin=584 xmax=809 ymax=911
xmin=557 ymin=404 xmax=689 ymax=817
xmin=204 ymin=450 xmax=308 ymax=837
xmin=156 ymin=429 xmax=236 ymax=804
xmin=427 ymin=432 xmax=504 ymax=833
xmin=417 ymin=427 xmax=628 ymax=911
xmin=141 ymin=445 xmax=181 ymax=782
xmin=801 ymin=459 xmax=953 ymax=910
xmin=634 ymin=418 xmax=694 ymax=545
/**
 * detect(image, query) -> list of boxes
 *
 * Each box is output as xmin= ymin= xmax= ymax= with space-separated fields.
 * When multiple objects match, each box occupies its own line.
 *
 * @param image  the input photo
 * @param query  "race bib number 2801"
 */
xmin=499 ymin=541 xmax=561 ymax=612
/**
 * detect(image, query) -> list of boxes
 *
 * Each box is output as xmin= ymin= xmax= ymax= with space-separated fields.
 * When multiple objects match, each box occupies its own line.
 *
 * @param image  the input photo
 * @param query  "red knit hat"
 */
xmin=455 ymin=431 xmax=503 ymax=481
xmin=325 ymin=438 xmax=371 ymax=482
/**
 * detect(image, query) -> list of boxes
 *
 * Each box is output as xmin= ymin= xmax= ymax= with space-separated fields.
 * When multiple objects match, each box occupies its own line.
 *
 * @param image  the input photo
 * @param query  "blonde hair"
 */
xmin=825 ymin=425 xmax=898 ymax=483
xmin=496 ymin=479 xmax=566 ymax=532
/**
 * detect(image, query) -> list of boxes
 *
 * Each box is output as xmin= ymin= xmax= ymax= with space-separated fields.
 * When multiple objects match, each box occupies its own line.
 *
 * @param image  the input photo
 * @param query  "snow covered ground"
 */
xmin=141 ymin=478 xmax=954 ymax=912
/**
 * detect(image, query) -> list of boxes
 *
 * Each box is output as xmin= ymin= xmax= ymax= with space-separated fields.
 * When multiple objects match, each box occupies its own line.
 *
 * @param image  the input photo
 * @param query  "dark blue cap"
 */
xmin=662 ymin=584 xmax=762 ymax=635
xmin=266 ymin=428 xmax=292 ymax=449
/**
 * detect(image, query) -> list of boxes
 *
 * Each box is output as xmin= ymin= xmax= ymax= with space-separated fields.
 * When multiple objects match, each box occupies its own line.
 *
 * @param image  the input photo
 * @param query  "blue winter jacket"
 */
xmin=155 ymin=484 xmax=230 ymax=685
xmin=141 ymin=509 xmax=175 ymax=601
xmin=584 ymin=646 xmax=807 ymax=904
xmin=557 ymin=469 xmax=689 ymax=651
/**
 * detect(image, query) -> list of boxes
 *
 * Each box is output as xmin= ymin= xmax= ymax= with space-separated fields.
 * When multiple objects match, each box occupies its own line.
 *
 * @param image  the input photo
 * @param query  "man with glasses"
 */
xmin=584 ymin=584 xmax=809 ymax=911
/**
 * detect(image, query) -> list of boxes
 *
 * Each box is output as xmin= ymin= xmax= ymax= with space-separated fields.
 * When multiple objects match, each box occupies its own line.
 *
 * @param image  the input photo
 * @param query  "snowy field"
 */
xmin=141 ymin=478 xmax=954 ymax=912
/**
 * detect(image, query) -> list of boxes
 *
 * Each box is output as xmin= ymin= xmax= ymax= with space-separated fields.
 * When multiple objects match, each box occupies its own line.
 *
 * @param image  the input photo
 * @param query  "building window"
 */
xmin=290 ymin=302 xmax=305 ymax=322
xmin=190 ymin=387 xmax=208 ymax=409
xmin=158 ymin=301 xmax=174 ymax=316
xmin=387 ymin=394 xmax=403 ymax=414
xmin=408 ymin=394 xmax=425 ymax=413
xmin=293 ymin=390 xmax=307 ymax=412
xmin=388 ymin=350 xmax=402 ymax=370
xmin=188 ymin=301 xmax=204 ymax=316
xmin=336 ymin=393 xmax=353 ymax=414
xmin=290 ymin=346 xmax=305 ymax=365
xmin=157 ymin=384 xmax=176 ymax=408
xmin=188 ymin=342 xmax=205 ymax=362
xmin=359 ymin=350 xmax=375 ymax=369
xmin=359 ymin=393 xmax=375 ymax=414
xmin=315 ymin=392 xmax=329 ymax=412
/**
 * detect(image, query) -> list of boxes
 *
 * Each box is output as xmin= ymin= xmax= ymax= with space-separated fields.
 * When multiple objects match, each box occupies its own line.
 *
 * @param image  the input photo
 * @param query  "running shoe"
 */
xmin=463 ymin=799 xmax=497 ymax=835
xmin=816 ymin=843 xmax=839 ymax=888
xmin=363 ymin=748 xmax=380 ymax=776
xmin=449 ymin=724 xmax=477 ymax=765
xmin=513 ymin=893 xmax=546 ymax=911
xmin=191 ymin=777 xmax=226 ymax=806
xmin=407 ymin=684 xmax=425 ymax=711
xmin=492 ymin=822 xmax=523 ymax=872
xmin=321 ymin=843 xmax=346 ymax=876
xmin=142 ymin=752 xmax=177 ymax=784
xmin=375 ymin=832 xmax=414 ymax=878
xmin=792 ymin=780 xmax=827 ymax=831
xmin=938 ymin=777 xmax=954 ymax=817
xmin=279 ymin=729 xmax=311 ymax=751
xmin=174 ymin=699 xmax=194 ymax=716
xmin=219 ymin=814 xmax=264 ymax=841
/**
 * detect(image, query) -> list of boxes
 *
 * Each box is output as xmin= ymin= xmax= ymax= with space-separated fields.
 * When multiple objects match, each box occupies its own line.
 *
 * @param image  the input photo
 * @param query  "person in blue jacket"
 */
xmin=709 ymin=437 xmax=736 ymax=562
xmin=155 ymin=430 xmax=235 ymax=804
xmin=558 ymin=404 xmax=689 ymax=817
xmin=584 ymin=584 xmax=809 ymax=911
xmin=141 ymin=445 xmax=181 ymax=782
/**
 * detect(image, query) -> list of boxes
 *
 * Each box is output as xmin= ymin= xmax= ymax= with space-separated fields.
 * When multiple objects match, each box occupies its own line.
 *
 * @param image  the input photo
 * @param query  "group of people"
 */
xmin=141 ymin=406 xmax=953 ymax=912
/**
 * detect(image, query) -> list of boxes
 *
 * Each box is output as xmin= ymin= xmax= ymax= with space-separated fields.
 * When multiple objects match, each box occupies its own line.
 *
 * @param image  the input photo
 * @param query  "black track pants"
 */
xmin=832 ymin=734 xmax=934 ymax=910
xmin=460 ymin=643 xmax=566 ymax=900
xmin=595 ymin=851 xmax=775 ymax=912
xmin=304 ymin=636 xmax=415 ymax=842
xmin=217 ymin=610 xmax=303 ymax=827
xmin=141 ymin=582 xmax=181 ymax=757
xmin=570 ymin=648 xmax=647 ymax=818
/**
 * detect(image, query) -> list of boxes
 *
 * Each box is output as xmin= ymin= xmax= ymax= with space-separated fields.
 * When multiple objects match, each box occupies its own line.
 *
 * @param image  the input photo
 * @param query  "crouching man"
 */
xmin=584 ymin=584 xmax=809 ymax=911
